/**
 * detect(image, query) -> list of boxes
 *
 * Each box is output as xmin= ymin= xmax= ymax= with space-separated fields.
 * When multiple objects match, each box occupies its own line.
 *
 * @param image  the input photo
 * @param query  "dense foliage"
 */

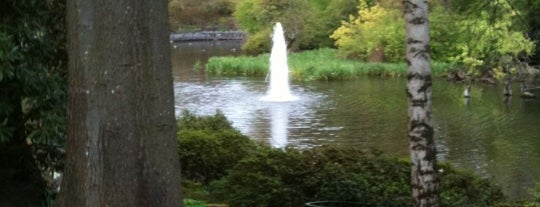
xmin=177 ymin=110 xmax=256 ymax=183
xmin=170 ymin=0 xmax=540 ymax=82
xmin=233 ymin=0 xmax=357 ymax=54
xmin=168 ymin=0 xmax=238 ymax=32
xmin=209 ymin=146 xmax=412 ymax=207
xmin=330 ymin=1 xmax=404 ymax=62
xmin=169 ymin=0 xmax=540 ymax=75
xmin=0 ymin=0 xmax=67 ymax=148
xmin=209 ymin=146 xmax=505 ymax=207
xmin=448 ymin=0 xmax=535 ymax=76
xmin=331 ymin=0 xmax=535 ymax=78
xmin=178 ymin=112 xmax=507 ymax=207
xmin=0 ymin=0 xmax=66 ymax=205
xmin=452 ymin=0 xmax=540 ymax=66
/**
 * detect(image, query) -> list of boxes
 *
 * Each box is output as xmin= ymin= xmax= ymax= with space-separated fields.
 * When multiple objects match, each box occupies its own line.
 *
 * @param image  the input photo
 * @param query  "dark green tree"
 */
xmin=511 ymin=0 xmax=540 ymax=64
xmin=0 ymin=0 xmax=67 ymax=206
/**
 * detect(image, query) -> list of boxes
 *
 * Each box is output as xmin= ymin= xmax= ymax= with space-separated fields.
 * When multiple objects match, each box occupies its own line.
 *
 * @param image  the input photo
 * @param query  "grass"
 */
xmin=205 ymin=48 xmax=456 ymax=81
xmin=183 ymin=199 xmax=207 ymax=207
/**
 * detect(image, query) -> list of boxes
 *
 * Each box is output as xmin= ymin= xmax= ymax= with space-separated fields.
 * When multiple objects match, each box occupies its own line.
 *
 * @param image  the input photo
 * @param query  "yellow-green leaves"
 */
xmin=330 ymin=0 xmax=403 ymax=62
xmin=330 ymin=0 xmax=535 ymax=75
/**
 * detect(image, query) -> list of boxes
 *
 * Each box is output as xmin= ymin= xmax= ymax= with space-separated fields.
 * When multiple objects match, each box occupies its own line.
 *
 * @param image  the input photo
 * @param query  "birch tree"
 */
xmin=403 ymin=1 xmax=440 ymax=206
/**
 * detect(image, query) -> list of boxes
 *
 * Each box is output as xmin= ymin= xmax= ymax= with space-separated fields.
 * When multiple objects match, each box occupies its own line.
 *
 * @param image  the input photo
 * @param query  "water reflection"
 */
xmin=171 ymin=40 xmax=244 ymax=81
xmin=269 ymin=103 xmax=289 ymax=148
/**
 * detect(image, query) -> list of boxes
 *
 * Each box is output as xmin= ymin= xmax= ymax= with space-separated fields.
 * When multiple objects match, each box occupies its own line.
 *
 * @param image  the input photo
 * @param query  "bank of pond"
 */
xmin=205 ymin=48 xmax=456 ymax=81
xmin=178 ymin=111 xmax=540 ymax=207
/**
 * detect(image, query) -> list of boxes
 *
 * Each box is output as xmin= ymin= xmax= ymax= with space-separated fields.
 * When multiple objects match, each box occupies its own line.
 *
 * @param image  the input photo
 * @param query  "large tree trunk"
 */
xmin=56 ymin=0 xmax=183 ymax=206
xmin=403 ymin=1 xmax=440 ymax=206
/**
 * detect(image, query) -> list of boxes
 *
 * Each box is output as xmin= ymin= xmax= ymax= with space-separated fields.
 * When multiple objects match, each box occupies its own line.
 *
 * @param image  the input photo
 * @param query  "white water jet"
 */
xmin=260 ymin=22 xmax=298 ymax=102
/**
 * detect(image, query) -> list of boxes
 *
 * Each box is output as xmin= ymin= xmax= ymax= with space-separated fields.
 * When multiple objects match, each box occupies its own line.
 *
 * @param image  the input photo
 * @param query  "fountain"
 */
xmin=260 ymin=22 xmax=298 ymax=102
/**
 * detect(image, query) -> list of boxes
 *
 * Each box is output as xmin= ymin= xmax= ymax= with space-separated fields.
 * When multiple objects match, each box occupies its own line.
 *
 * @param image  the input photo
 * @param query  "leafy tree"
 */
xmin=169 ymin=0 xmax=238 ymax=32
xmin=516 ymin=0 xmax=540 ymax=64
xmin=331 ymin=0 xmax=404 ymax=61
xmin=234 ymin=0 xmax=313 ymax=53
xmin=56 ymin=0 xmax=183 ymax=206
xmin=449 ymin=0 xmax=535 ymax=76
xmin=234 ymin=0 xmax=357 ymax=54
xmin=332 ymin=0 xmax=535 ymax=78
xmin=0 ymin=0 xmax=66 ymax=205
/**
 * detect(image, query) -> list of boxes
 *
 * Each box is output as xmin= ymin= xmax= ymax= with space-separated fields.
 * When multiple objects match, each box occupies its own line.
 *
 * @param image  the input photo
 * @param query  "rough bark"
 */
xmin=56 ymin=0 xmax=183 ymax=206
xmin=403 ymin=1 xmax=440 ymax=206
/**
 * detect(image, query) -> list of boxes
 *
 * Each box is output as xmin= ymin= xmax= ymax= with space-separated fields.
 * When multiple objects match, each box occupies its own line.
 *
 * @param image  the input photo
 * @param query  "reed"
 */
xmin=205 ymin=48 xmax=455 ymax=81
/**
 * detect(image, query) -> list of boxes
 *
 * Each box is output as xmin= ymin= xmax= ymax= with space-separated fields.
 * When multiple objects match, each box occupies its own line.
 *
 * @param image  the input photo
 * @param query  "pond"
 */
xmin=171 ymin=40 xmax=540 ymax=201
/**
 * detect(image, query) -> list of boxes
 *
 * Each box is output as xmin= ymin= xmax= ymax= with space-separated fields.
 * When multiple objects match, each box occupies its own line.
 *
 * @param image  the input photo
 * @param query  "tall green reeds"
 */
xmin=205 ymin=48 xmax=455 ymax=81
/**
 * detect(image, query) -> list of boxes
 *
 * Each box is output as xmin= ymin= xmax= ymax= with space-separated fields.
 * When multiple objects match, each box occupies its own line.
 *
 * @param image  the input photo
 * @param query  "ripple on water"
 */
xmin=174 ymin=80 xmax=332 ymax=146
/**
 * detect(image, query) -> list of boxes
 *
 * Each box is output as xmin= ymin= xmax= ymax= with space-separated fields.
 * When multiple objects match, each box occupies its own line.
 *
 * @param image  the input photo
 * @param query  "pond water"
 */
xmin=171 ymin=41 xmax=540 ymax=200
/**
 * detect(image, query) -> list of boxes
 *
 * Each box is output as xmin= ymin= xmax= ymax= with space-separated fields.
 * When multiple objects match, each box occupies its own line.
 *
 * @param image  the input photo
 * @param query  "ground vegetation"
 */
xmin=178 ymin=112 xmax=511 ymax=207
xmin=206 ymin=48 xmax=455 ymax=80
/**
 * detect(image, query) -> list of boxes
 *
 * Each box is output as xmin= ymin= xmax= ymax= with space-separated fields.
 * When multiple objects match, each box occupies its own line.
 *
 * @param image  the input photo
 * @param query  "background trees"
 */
xmin=331 ymin=0 xmax=404 ymax=62
xmin=233 ymin=0 xmax=357 ymax=54
xmin=331 ymin=0 xmax=535 ymax=79
xmin=169 ymin=0 xmax=239 ymax=32
xmin=169 ymin=0 xmax=538 ymax=77
xmin=56 ymin=0 xmax=183 ymax=206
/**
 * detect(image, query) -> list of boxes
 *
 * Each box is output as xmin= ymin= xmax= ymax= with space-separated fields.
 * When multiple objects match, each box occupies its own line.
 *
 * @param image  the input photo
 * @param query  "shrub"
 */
xmin=438 ymin=163 xmax=506 ymax=207
xmin=177 ymin=112 xmax=505 ymax=206
xmin=177 ymin=110 xmax=257 ymax=183
xmin=209 ymin=146 xmax=505 ymax=207
xmin=183 ymin=198 xmax=207 ymax=207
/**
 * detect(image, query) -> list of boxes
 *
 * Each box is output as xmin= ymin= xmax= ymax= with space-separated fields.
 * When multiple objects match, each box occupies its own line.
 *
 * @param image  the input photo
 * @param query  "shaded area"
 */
xmin=0 ymin=141 xmax=46 ymax=207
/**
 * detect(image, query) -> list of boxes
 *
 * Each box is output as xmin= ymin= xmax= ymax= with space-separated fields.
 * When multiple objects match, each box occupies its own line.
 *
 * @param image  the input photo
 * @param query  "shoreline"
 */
xmin=170 ymin=31 xmax=246 ymax=42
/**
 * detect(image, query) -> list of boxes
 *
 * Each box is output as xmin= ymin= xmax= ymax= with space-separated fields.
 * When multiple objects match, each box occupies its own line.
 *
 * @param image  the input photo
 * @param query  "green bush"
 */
xmin=209 ymin=146 xmax=505 ymax=207
xmin=183 ymin=198 xmax=207 ymax=207
xmin=177 ymin=110 xmax=257 ymax=183
xmin=240 ymin=27 xmax=272 ymax=55
xmin=177 ymin=112 xmax=506 ymax=206
xmin=209 ymin=146 xmax=410 ymax=207
xmin=438 ymin=163 xmax=506 ymax=207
